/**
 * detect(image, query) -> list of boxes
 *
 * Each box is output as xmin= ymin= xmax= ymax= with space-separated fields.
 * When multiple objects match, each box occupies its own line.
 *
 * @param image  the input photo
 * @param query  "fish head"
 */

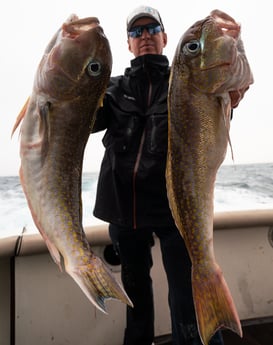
xmin=12 ymin=15 xmax=112 ymax=168
xmin=172 ymin=9 xmax=253 ymax=103
xmin=35 ymin=16 xmax=112 ymax=102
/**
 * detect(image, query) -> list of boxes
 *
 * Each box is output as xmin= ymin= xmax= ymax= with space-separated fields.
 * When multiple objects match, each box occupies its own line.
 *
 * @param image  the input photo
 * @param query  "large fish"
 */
xmin=12 ymin=15 xmax=132 ymax=312
xmin=166 ymin=10 xmax=253 ymax=345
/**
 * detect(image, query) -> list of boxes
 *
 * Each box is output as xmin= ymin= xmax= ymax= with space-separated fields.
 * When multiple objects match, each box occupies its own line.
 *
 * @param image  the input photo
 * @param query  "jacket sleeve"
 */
xmin=92 ymin=76 xmax=120 ymax=133
xmin=92 ymin=96 xmax=110 ymax=133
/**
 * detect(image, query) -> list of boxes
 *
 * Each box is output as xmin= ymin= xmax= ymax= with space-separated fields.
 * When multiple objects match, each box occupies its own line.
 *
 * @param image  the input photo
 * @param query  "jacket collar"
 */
xmin=125 ymin=54 xmax=169 ymax=77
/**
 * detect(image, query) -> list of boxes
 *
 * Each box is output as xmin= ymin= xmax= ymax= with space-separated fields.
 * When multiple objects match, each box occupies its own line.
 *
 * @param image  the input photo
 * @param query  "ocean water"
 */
xmin=0 ymin=163 xmax=273 ymax=239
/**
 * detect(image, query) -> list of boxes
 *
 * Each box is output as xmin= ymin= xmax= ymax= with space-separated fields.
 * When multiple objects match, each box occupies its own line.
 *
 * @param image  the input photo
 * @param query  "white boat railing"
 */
xmin=1 ymin=209 xmax=273 ymax=345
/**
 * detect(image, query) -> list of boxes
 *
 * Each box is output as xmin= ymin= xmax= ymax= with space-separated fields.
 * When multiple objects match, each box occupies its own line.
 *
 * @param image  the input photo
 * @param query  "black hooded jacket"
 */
xmin=92 ymin=54 xmax=176 ymax=228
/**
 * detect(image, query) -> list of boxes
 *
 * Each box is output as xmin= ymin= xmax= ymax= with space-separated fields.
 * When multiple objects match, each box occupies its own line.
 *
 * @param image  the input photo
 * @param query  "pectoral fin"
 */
xmin=11 ymin=97 xmax=30 ymax=137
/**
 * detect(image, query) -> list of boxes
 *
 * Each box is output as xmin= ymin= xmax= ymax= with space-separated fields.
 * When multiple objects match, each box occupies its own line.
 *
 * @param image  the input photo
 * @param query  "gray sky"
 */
xmin=1 ymin=0 xmax=271 ymax=176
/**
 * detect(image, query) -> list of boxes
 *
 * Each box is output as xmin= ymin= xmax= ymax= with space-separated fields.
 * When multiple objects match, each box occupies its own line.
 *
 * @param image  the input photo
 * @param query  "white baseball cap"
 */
xmin=126 ymin=5 xmax=164 ymax=31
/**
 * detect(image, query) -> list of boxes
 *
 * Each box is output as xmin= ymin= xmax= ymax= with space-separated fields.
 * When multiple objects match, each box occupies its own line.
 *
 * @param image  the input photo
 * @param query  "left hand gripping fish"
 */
xmin=166 ymin=10 xmax=253 ymax=344
xmin=12 ymin=14 xmax=132 ymax=312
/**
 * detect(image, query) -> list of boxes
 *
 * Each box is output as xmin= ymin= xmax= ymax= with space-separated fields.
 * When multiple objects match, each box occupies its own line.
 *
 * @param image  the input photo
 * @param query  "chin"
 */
xmin=140 ymin=48 xmax=156 ymax=55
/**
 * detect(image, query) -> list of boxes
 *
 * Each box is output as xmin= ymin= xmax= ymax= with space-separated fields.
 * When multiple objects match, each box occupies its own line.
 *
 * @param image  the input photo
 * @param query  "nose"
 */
xmin=141 ymin=28 xmax=152 ymax=38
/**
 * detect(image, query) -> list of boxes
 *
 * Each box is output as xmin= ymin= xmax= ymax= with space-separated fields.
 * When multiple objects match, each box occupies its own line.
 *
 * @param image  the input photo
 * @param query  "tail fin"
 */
xmin=192 ymin=262 xmax=242 ymax=345
xmin=67 ymin=255 xmax=133 ymax=313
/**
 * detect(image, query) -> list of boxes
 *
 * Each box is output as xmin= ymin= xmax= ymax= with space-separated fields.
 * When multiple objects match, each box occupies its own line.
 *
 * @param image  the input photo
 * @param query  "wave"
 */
xmin=1 ymin=163 xmax=273 ymax=239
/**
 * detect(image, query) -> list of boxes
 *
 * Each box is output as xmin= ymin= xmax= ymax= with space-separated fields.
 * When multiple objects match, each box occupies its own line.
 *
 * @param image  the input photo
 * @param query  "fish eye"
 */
xmin=183 ymin=40 xmax=201 ymax=56
xmin=86 ymin=60 xmax=102 ymax=77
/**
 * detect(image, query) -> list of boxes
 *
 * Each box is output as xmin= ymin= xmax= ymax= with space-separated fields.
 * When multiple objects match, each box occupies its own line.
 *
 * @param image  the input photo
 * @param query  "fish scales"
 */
xmin=166 ymin=9 xmax=253 ymax=345
xmin=12 ymin=14 xmax=132 ymax=312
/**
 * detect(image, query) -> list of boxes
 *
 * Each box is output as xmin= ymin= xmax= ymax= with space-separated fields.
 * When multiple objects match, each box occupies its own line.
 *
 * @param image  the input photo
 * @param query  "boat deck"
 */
xmin=154 ymin=321 xmax=273 ymax=344
xmin=223 ymin=321 xmax=273 ymax=345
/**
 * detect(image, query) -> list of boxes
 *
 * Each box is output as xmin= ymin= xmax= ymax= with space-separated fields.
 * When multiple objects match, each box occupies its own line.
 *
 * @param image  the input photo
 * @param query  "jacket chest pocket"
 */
xmin=102 ymin=115 xmax=142 ymax=153
xmin=145 ymin=115 xmax=168 ymax=155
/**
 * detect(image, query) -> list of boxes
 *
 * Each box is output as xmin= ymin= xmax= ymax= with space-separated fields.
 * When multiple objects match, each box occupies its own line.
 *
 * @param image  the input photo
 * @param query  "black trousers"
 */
xmin=109 ymin=224 xmax=224 ymax=345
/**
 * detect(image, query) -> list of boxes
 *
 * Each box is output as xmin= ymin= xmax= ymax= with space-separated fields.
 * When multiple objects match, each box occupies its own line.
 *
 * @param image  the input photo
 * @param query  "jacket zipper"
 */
xmin=132 ymin=77 xmax=152 ymax=229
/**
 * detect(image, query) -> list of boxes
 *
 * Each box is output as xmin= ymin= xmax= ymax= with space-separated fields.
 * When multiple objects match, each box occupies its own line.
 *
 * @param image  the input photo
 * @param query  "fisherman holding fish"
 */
xmin=92 ymin=6 xmax=225 ymax=345
xmin=12 ymin=2 xmax=253 ymax=343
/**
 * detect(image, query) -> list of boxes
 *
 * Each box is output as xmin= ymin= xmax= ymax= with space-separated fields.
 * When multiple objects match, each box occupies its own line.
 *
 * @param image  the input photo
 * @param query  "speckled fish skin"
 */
xmin=166 ymin=10 xmax=253 ymax=345
xmin=12 ymin=15 xmax=132 ymax=312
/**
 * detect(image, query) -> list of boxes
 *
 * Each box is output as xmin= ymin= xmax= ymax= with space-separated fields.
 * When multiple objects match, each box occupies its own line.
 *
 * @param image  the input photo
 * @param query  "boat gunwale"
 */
xmin=1 ymin=208 xmax=273 ymax=258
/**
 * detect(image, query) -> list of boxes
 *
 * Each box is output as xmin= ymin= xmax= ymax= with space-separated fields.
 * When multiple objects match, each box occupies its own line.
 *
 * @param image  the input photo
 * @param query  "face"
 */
xmin=127 ymin=17 xmax=167 ymax=57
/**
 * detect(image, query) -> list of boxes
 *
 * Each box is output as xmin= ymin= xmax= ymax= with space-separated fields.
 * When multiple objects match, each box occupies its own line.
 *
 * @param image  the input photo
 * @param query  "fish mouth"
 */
xmin=210 ymin=9 xmax=241 ymax=39
xmin=62 ymin=16 xmax=101 ymax=38
xmin=198 ymin=10 xmax=240 ymax=71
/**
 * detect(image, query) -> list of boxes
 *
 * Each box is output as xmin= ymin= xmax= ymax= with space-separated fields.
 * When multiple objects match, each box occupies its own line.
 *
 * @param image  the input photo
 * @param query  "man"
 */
xmin=93 ymin=5 xmax=224 ymax=345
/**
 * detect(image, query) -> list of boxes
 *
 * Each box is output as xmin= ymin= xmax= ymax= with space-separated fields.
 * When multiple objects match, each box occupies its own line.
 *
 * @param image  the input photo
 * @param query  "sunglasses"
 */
xmin=128 ymin=23 xmax=162 ymax=38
